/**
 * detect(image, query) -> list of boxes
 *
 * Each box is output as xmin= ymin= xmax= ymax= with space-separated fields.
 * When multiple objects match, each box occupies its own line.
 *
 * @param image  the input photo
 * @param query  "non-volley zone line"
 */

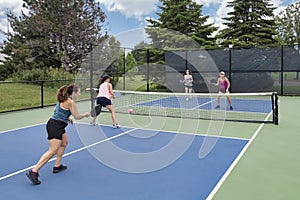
xmin=0 ymin=128 xmax=137 ymax=182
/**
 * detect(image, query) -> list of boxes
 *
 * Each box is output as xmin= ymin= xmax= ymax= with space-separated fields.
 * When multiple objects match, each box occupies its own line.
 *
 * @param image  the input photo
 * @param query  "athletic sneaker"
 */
xmin=26 ymin=170 xmax=41 ymax=185
xmin=230 ymin=106 xmax=233 ymax=110
xmin=53 ymin=164 xmax=67 ymax=173
xmin=215 ymin=105 xmax=220 ymax=109
xmin=90 ymin=121 xmax=97 ymax=126
xmin=113 ymin=124 xmax=120 ymax=129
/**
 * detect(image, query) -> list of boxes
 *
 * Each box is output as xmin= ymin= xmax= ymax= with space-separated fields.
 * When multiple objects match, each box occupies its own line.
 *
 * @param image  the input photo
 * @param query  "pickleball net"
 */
xmin=111 ymin=90 xmax=278 ymax=124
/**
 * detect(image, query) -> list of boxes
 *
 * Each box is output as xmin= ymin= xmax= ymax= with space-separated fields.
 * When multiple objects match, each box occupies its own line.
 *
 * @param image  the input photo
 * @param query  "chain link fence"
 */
xmin=1 ymin=44 xmax=299 ymax=113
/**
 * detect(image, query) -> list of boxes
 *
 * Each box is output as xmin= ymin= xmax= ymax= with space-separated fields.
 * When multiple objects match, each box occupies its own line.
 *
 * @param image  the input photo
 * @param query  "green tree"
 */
xmin=122 ymin=52 xmax=137 ymax=81
xmin=131 ymin=41 xmax=151 ymax=66
xmin=0 ymin=0 xmax=107 ymax=80
xmin=146 ymin=0 xmax=217 ymax=49
xmin=218 ymin=0 xmax=278 ymax=47
xmin=125 ymin=52 xmax=137 ymax=72
xmin=91 ymin=36 xmax=123 ymax=87
xmin=275 ymin=2 xmax=300 ymax=45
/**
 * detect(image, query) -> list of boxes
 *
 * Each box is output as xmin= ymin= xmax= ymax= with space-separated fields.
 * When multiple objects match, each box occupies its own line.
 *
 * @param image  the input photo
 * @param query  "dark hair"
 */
xmin=100 ymin=75 xmax=111 ymax=84
xmin=57 ymin=83 xmax=80 ymax=102
xmin=185 ymin=70 xmax=192 ymax=75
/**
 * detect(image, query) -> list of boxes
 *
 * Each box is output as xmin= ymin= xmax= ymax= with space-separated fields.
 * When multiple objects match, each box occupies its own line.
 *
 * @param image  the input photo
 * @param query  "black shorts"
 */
xmin=185 ymin=85 xmax=193 ymax=89
xmin=96 ymin=97 xmax=112 ymax=107
xmin=46 ymin=118 xmax=68 ymax=140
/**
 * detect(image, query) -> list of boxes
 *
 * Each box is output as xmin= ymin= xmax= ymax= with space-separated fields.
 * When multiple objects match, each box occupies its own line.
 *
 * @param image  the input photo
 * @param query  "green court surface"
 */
xmin=0 ymin=96 xmax=299 ymax=200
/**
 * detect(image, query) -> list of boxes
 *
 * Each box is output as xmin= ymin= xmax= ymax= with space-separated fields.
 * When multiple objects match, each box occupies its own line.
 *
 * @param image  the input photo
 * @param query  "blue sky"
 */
xmin=0 ymin=0 xmax=298 ymax=47
xmin=99 ymin=0 xmax=297 ymax=35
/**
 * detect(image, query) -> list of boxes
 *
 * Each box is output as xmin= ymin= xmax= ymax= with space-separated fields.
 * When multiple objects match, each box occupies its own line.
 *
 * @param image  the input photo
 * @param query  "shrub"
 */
xmin=8 ymin=67 xmax=76 ymax=88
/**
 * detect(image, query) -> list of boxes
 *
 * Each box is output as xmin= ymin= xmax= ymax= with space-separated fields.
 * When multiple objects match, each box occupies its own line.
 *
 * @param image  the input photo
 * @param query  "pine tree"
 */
xmin=275 ymin=2 xmax=300 ymax=45
xmin=146 ymin=0 xmax=217 ymax=49
xmin=0 ymin=0 xmax=107 ymax=80
xmin=218 ymin=0 xmax=278 ymax=47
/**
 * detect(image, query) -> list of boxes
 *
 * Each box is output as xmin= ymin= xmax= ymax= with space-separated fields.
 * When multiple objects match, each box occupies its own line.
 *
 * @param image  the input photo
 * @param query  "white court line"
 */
xmin=192 ymin=99 xmax=217 ymax=109
xmin=0 ymin=123 xmax=45 ymax=135
xmin=82 ymin=122 xmax=250 ymax=142
xmin=0 ymin=120 xmax=252 ymax=182
xmin=205 ymin=111 xmax=273 ymax=200
xmin=0 ymin=128 xmax=137 ymax=181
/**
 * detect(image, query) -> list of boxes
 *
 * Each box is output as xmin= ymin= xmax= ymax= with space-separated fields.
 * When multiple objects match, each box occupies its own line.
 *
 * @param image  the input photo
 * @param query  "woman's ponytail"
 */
xmin=56 ymin=85 xmax=68 ymax=102
xmin=56 ymin=83 xmax=80 ymax=102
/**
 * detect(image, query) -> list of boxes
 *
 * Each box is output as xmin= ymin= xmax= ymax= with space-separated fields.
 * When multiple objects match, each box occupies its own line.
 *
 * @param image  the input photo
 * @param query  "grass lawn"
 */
xmin=114 ymin=75 xmax=169 ymax=92
xmin=0 ymin=83 xmax=90 ymax=112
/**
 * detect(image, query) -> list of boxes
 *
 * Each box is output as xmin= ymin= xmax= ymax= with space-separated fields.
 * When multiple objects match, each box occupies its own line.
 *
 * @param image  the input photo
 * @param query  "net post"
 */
xmin=272 ymin=92 xmax=279 ymax=125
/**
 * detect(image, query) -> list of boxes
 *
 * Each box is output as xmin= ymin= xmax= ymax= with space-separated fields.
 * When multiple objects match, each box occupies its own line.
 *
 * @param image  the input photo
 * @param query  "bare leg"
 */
xmin=33 ymin=139 xmax=61 ymax=172
xmin=185 ymin=87 xmax=188 ymax=94
xmin=226 ymin=95 xmax=232 ymax=106
xmin=217 ymin=95 xmax=221 ymax=106
xmin=185 ymin=87 xmax=189 ymax=100
xmin=188 ymin=88 xmax=192 ymax=98
xmin=106 ymin=105 xmax=117 ymax=125
xmin=54 ymin=134 xmax=68 ymax=167
xmin=91 ymin=116 xmax=97 ymax=124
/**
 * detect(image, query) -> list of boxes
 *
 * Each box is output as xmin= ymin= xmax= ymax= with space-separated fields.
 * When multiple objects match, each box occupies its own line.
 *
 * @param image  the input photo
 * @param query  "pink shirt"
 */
xmin=97 ymin=82 xmax=111 ymax=99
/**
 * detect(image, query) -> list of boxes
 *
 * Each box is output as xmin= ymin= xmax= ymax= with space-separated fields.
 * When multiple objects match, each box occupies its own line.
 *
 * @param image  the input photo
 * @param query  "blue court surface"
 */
xmin=0 ymin=123 xmax=249 ymax=200
xmin=135 ymin=96 xmax=271 ymax=113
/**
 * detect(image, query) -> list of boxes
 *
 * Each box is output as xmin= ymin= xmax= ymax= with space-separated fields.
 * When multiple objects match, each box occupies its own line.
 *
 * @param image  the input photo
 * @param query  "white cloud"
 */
xmin=195 ymin=0 xmax=223 ymax=7
xmin=271 ymin=0 xmax=286 ymax=15
xmin=0 ymin=18 xmax=8 ymax=33
xmin=204 ymin=0 xmax=232 ymax=34
xmin=0 ymin=0 xmax=24 ymax=16
xmin=115 ymin=28 xmax=151 ymax=48
xmin=98 ymin=0 xmax=159 ymax=20
xmin=215 ymin=0 xmax=232 ymax=23
xmin=0 ymin=0 xmax=25 ymax=40
xmin=0 ymin=0 xmax=296 ymax=42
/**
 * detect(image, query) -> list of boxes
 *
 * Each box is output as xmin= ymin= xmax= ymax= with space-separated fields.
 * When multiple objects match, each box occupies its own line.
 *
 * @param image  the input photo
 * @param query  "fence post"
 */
xmin=228 ymin=45 xmax=233 ymax=90
xmin=281 ymin=45 xmax=284 ymax=95
xmin=185 ymin=50 xmax=188 ymax=71
xmin=90 ymin=43 xmax=94 ymax=110
xmin=41 ymin=80 xmax=44 ymax=108
xmin=146 ymin=49 xmax=150 ymax=92
xmin=123 ymin=48 xmax=126 ymax=91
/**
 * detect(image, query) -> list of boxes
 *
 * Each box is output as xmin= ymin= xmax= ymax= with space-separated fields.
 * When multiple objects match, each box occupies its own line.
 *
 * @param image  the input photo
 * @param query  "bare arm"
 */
xmin=216 ymin=78 xmax=220 ymax=86
xmin=69 ymin=100 xmax=90 ymax=120
xmin=225 ymin=78 xmax=231 ymax=91
xmin=107 ymin=83 xmax=114 ymax=98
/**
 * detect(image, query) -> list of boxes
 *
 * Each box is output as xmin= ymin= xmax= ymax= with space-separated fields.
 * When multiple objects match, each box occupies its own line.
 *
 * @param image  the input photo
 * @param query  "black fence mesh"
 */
xmin=1 ymin=44 xmax=299 ymax=113
xmin=104 ymin=45 xmax=300 ymax=95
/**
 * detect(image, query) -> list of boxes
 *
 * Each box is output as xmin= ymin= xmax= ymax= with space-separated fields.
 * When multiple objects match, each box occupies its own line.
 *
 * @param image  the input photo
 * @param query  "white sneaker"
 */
xmin=113 ymin=124 xmax=120 ymax=129
xmin=90 ymin=122 xmax=97 ymax=126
